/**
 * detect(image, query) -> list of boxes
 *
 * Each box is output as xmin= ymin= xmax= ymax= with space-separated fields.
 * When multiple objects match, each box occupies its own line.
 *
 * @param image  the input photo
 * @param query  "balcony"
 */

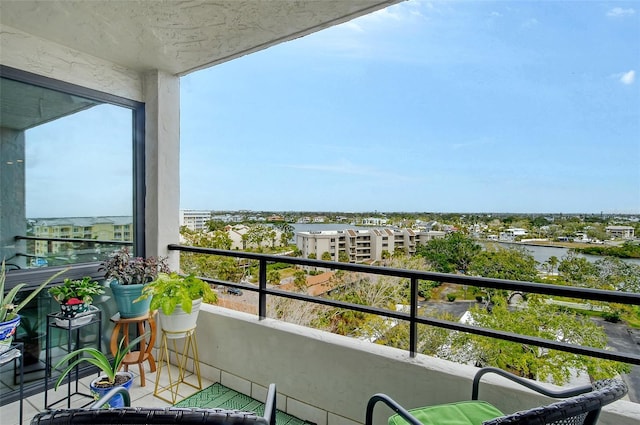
xmin=1 ymin=1 xmax=639 ymax=424
xmin=2 ymin=245 xmax=640 ymax=424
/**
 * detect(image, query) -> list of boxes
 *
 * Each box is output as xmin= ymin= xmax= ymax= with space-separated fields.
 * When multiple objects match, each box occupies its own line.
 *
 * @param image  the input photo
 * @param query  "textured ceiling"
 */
xmin=0 ymin=0 xmax=401 ymax=76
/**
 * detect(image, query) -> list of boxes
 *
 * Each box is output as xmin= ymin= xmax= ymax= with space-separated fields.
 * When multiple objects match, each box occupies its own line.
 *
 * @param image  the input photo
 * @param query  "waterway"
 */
xmin=292 ymin=223 xmax=640 ymax=266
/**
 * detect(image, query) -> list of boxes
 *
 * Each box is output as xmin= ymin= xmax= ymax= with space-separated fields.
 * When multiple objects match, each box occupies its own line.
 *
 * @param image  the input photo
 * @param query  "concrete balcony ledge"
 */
xmin=193 ymin=305 xmax=639 ymax=425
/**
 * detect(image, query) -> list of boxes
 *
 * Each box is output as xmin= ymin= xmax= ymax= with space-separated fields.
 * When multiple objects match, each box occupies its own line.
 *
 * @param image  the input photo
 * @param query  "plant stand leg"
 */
xmin=153 ymin=327 xmax=201 ymax=404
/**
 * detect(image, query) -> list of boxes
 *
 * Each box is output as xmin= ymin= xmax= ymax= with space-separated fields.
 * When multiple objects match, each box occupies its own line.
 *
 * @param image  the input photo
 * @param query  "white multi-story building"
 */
xmin=180 ymin=210 xmax=212 ymax=231
xmin=499 ymin=228 xmax=528 ymax=242
xmin=296 ymin=228 xmax=446 ymax=263
xmin=605 ymin=226 xmax=635 ymax=239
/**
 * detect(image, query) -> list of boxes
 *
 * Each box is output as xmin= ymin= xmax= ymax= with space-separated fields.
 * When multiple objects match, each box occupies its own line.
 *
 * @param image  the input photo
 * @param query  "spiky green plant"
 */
xmin=1 ymin=261 xmax=68 ymax=323
xmin=54 ymin=332 xmax=148 ymax=388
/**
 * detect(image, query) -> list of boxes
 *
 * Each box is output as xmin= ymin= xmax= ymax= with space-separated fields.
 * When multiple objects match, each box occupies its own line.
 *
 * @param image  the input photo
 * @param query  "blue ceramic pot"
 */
xmin=0 ymin=315 xmax=20 ymax=353
xmin=90 ymin=371 xmax=134 ymax=408
xmin=109 ymin=281 xmax=151 ymax=318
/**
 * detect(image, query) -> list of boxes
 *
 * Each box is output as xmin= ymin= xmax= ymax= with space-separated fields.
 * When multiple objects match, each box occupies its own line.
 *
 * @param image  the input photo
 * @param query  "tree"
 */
xmin=293 ymin=270 xmax=307 ymax=289
xmin=267 ymin=270 xmax=281 ymax=285
xmin=557 ymin=253 xmax=599 ymax=287
xmin=443 ymin=296 xmax=630 ymax=385
xmin=416 ymin=232 xmax=481 ymax=273
xmin=338 ymin=251 xmax=350 ymax=263
xmin=205 ymin=219 xmax=226 ymax=232
xmin=544 ymin=255 xmax=559 ymax=275
xmin=307 ymin=253 xmax=317 ymax=260
xmin=468 ymin=245 xmax=539 ymax=282
xmin=321 ymin=251 xmax=332 ymax=261
xmin=246 ymin=224 xmax=272 ymax=251
xmin=276 ymin=222 xmax=295 ymax=247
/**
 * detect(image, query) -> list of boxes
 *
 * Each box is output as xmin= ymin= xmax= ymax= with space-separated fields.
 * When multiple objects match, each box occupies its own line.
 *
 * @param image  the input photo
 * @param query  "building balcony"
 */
xmin=5 ymin=304 xmax=639 ymax=425
xmin=2 ymin=246 xmax=640 ymax=424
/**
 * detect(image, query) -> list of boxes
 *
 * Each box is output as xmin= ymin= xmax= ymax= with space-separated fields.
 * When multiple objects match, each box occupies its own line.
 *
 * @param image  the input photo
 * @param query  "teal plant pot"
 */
xmin=109 ymin=281 xmax=151 ymax=318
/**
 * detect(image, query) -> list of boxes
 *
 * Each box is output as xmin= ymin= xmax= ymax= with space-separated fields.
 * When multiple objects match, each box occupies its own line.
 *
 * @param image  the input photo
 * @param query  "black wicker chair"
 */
xmin=31 ymin=383 xmax=277 ymax=425
xmin=366 ymin=367 xmax=627 ymax=425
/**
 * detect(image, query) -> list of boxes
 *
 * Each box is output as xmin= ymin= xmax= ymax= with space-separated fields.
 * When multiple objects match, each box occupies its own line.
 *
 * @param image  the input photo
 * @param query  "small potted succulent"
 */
xmin=100 ymin=248 xmax=169 ymax=318
xmin=49 ymin=276 xmax=104 ymax=319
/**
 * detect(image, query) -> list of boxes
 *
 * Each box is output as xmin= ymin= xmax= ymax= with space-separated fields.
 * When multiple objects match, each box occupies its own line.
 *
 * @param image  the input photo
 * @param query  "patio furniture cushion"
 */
xmin=388 ymin=400 xmax=504 ymax=425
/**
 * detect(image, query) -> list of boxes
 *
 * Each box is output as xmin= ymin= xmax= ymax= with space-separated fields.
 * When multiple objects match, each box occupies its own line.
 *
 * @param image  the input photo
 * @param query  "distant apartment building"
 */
xmin=32 ymin=216 xmax=133 ymax=256
xmin=605 ymin=225 xmax=635 ymax=239
xmin=361 ymin=217 xmax=389 ymax=226
xmin=180 ymin=210 xmax=212 ymax=231
xmin=226 ymin=225 xmax=285 ymax=250
xmin=296 ymin=228 xmax=446 ymax=263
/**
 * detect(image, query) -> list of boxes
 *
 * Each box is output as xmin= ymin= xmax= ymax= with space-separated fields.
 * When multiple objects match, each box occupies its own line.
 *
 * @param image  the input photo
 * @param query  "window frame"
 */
xmin=0 ymin=65 xmax=145 ymax=288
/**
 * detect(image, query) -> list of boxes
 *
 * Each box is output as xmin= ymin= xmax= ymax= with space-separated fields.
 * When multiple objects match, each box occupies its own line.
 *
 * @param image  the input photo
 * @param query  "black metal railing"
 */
xmin=169 ymin=244 xmax=640 ymax=366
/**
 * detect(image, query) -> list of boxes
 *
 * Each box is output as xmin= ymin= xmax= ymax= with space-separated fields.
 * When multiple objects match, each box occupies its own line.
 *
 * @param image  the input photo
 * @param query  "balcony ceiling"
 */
xmin=0 ymin=0 xmax=401 ymax=76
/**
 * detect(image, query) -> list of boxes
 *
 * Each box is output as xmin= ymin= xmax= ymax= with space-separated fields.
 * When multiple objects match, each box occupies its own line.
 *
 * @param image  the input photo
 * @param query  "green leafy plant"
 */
xmin=54 ymin=333 xmax=148 ymax=389
xmin=1 ymin=261 xmax=68 ymax=322
xmin=135 ymin=272 xmax=217 ymax=315
xmin=100 ymin=248 xmax=169 ymax=285
xmin=48 ymin=277 xmax=105 ymax=305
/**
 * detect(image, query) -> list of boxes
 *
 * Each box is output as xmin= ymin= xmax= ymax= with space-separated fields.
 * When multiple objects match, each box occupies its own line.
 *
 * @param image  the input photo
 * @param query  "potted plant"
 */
xmin=53 ymin=333 xmax=148 ymax=408
xmin=0 ymin=261 xmax=67 ymax=353
xmin=100 ymin=248 xmax=169 ymax=318
xmin=135 ymin=272 xmax=217 ymax=338
xmin=49 ymin=277 xmax=105 ymax=319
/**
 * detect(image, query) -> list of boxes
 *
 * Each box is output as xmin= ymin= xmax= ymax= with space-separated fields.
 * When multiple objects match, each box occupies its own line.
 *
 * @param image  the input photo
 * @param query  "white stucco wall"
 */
xmin=1 ymin=25 xmax=142 ymax=101
xmin=193 ymin=305 xmax=640 ymax=425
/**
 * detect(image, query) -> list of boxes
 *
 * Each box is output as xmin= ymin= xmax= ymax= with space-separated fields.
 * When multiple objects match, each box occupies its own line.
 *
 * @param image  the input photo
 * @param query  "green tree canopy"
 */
xmin=444 ymin=296 xmax=630 ymax=384
xmin=416 ymin=232 xmax=481 ymax=273
xmin=468 ymin=245 xmax=539 ymax=282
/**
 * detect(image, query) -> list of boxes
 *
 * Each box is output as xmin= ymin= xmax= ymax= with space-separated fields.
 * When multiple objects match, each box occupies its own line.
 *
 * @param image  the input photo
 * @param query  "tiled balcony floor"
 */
xmin=1 ymin=365 xmax=214 ymax=425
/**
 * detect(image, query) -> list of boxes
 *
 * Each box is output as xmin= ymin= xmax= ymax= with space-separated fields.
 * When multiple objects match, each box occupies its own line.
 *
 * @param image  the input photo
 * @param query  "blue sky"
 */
xmin=180 ymin=1 xmax=639 ymax=214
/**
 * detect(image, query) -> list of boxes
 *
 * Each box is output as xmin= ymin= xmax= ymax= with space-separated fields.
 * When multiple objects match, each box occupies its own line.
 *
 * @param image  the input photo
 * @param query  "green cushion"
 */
xmin=388 ymin=401 xmax=504 ymax=425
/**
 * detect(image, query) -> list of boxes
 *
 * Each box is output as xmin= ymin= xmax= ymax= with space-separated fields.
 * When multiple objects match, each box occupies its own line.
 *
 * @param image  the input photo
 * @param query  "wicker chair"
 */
xmin=31 ymin=383 xmax=277 ymax=425
xmin=365 ymin=368 xmax=628 ymax=425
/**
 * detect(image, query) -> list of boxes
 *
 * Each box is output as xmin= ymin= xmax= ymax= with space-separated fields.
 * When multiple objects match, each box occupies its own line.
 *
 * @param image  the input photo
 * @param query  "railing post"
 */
xmin=259 ymin=258 xmax=267 ymax=319
xmin=409 ymin=277 xmax=418 ymax=357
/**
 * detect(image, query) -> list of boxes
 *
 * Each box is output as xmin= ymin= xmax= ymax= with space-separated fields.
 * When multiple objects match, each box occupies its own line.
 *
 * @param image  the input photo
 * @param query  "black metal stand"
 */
xmin=0 ymin=342 xmax=24 ymax=425
xmin=44 ymin=307 xmax=102 ymax=409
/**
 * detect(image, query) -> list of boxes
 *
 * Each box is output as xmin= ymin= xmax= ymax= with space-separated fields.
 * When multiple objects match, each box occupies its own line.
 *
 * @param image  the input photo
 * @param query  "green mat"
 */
xmin=174 ymin=382 xmax=311 ymax=425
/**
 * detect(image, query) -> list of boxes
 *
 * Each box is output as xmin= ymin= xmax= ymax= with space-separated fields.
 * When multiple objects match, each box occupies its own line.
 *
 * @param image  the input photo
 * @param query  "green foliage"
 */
xmin=468 ymin=245 xmax=539 ymax=282
xmin=136 ymin=272 xmax=217 ymax=315
xmin=321 ymin=251 xmax=332 ymax=261
xmin=307 ymin=253 xmax=317 ymax=260
xmin=54 ymin=333 xmax=148 ymax=388
xmin=416 ymin=232 xmax=481 ymax=273
xmin=1 ymin=262 xmax=68 ymax=322
xmin=267 ymin=270 xmax=281 ymax=285
xmin=557 ymin=253 xmax=600 ymax=287
xmin=445 ymin=296 xmax=630 ymax=384
xmin=293 ymin=270 xmax=307 ymax=289
xmin=446 ymin=294 xmax=457 ymax=302
xmin=574 ymin=241 xmax=640 ymax=259
xmin=49 ymin=277 xmax=104 ymax=304
xmin=101 ymin=248 xmax=169 ymax=285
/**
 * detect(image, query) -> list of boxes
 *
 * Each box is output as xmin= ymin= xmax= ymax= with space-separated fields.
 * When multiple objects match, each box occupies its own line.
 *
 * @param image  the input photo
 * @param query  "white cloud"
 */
xmin=521 ymin=18 xmax=539 ymax=29
xmin=606 ymin=7 xmax=636 ymax=17
xmin=619 ymin=70 xmax=636 ymax=85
